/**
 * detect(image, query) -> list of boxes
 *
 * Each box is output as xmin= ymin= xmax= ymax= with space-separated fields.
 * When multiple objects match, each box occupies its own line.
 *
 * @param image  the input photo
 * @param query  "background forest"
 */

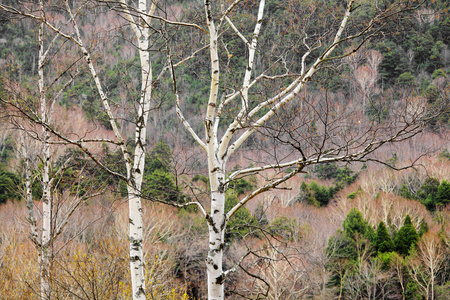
xmin=0 ymin=0 xmax=450 ymax=299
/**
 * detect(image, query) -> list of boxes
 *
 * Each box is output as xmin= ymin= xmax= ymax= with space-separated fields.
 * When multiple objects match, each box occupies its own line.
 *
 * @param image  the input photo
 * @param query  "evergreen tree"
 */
xmin=375 ymin=221 xmax=395 ymax=253
xmin=395 ymin=215 xmax=419 ymax=256
xmin=343 ymin=208 xmax=370 ymax=239
xmin=435 ymin=180 xmax=450 ymax=207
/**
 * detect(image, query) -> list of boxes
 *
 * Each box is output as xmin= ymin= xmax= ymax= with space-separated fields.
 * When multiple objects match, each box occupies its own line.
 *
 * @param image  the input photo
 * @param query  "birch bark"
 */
xmin=38 ymin=7 xmax=52 ymax=296
xmin=65 ymin=0 xmax=156 ymax=297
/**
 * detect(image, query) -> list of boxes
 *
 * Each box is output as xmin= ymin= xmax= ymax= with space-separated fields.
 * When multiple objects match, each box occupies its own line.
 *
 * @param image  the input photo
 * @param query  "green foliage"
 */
xmin=227 ymin=165 xmax=256 ymax=196
xmin=386 ymin=152 xmax=398 ymax=166
xmin=375 ymin=221 xmax=395 ymax=253
xmin=399 ymin=183 xmax=414 ymax=199
xmin=397 ymin=72 xmax=416 ymax=86
xmin=436 ymin=282 xmax=450 ymax=300
xmin=347 ymin=186 xmax=362 ymax=200
xmin=401 ymin=177 xmax=450 ymax=211
xmin=314 ymin=163 xmax=339 ymax=180
xmin=417 ymin=177 xmax=440 ymax=201
xmin=304 ymin=163 xmax=358 ymax=206
xmin=99 ymin=144 xmax=126 ymax=187
xmin=0 ymin=166 xmax=21 ymax=204
xmin=376 ymin=40 xmax=410 ymax=84
xmin=192 ymin=174 xmax=208 ymax=185
xmin=424 ymin=84 xmax=440 ymax=103
xmin=298 ymin=181 xmax=337 ymax=207
xmin=376 ymin=251 xmax=395 ymax=270
xmin=342 ymin=208 xmax=374 ymax=242
xmin=0 ymin=22 xmax=38 ymax=79
xmin=55 ymin=147 xmax=112 ymax=197
xmin=364 ymin=98 xmax=390 ymax=121
xmin=225 ymin=191 xmax=259 ymax=241
xmin=435 ymin=180 xmax=450 ymax=207
xmin=432 ymin=68 xmax=447 ymax=79
xmin=58 ymin=141 xmax=185 ymax=203
xmin=268 ymin=216 xmax=301 ymax=241
xmin=147 ymin=141 xmax=172 ymax=173
xmin=142 ymin=169 xmax=183 ymax=203
xmin=314 ymin=163 xmax=358 ymax=184
xmin=253 ymin=203 xmax=268 ymax=227
xmin=405 ymin=282 xmax=422 ymax=300
xmin=335 ymin=168 xmax=359 ymax=188
xmin=394 ymin=215 xmax=419 ymax=256
xmin=228 ymin=177 xmax=256 ymax=196
xmin=142 ymin=141 xmax=185 ymax=204
xmin=326 ymin=230 xmax=358 ymax=262
xmin=326 ymin=226 xmax=370 ymax=289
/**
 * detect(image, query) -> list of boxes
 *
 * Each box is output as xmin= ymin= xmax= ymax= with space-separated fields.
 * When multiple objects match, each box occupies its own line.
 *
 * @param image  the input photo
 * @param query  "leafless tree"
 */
xmin=408 ymin=232 xmax=446 ymax=300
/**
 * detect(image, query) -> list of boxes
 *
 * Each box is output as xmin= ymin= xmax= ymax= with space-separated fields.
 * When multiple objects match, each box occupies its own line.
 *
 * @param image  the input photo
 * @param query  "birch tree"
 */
xmin=167 ymin=0 xmax=436 ymax=298
xmin=4 ymin=2 xmax=102 ymax=298
xmin=0 ymin=1 xmax=169 ymax=299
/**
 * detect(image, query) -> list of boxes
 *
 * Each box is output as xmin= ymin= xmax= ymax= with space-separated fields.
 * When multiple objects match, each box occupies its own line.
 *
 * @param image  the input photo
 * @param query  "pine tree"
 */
xmin=435 ymin=180 xmax=450 ymax=207
xmin=343 ymin=208 xmax=368 ymax=238
xmin=375 ymin=221 xmax=395 ymax=253
xmin=395 ymin=215 xmax=419 ymax=256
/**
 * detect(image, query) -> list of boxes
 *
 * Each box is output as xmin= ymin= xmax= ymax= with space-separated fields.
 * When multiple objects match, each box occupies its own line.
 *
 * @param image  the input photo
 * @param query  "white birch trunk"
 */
xmin=127 ymin=41 xmax=151 ymax=298
xmin=38 ymin=14 xmax=51 ymax=298
xmin=64 ymin=0 xmax=155 ymax=296
xmin=126 ymin=1 xmax=154 ymax=298
xmin=21 ymin=134 xmax=45 ymax=298
xmin=206 ymin=161 xmax=227 ymax=299
xmin=203 ymin=0 xmax=227 ymax=296
xmin=40 ymin=132 xmax=51 ymax=300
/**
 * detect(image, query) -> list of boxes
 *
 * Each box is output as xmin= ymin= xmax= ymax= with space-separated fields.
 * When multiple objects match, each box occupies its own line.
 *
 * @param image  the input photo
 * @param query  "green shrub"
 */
xmin=347 ymin=186 xmax=362 ymax=200
xmin=405 ymin=282 xmax=422 ymax=300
